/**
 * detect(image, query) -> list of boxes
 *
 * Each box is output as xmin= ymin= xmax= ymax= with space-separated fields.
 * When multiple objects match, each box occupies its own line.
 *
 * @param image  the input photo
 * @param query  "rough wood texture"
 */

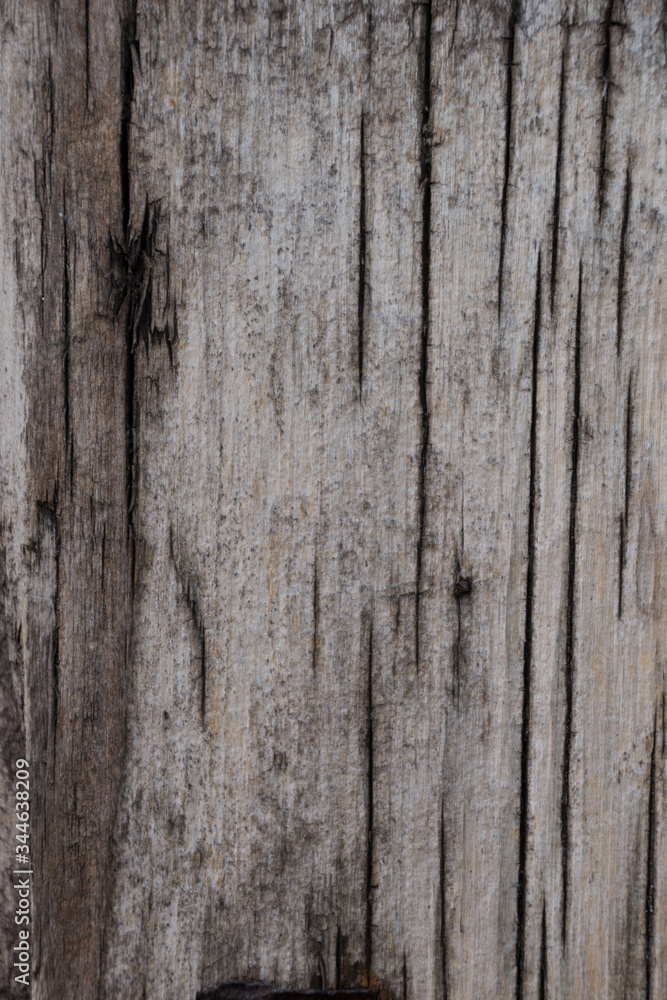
xmin=0 ymin=1 xmax=665 ymax=998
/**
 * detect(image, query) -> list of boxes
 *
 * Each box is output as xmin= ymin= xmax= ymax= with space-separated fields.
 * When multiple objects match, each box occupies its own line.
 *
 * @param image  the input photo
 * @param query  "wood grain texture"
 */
xmin=0 ymin=2 xmax=665 ymax=999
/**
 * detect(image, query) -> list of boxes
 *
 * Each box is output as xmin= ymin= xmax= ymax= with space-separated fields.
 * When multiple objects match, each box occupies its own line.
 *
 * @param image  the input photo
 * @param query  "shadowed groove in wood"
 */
xmin=120 ymin=3 xmax=136 ymax=239
xmin=618 ymin=371 xmax=633 ymax=619
xmin=447 ymin=0 xmax=460 ymax=57
xmin=358 ymin=112 xmax=366 ymax=391
xmin=335 ymin=925 xmax=342 ymax=990
xmin=617 ymin=164 xmax=631 ymax=354
xmin=498 ymin=0 xmax=519 ymax=320
xmin=196 ymin=985 xmax=377 ymax=1000
xmin=36 ymin=493 xmax=61 ymax=765
xmin=598 ymin=2 xmax=627 ymax=217
xmin=598 ymin=0 xmax=614 ymax=217
xmin=312 ymin=550 xmax=320 ymax=673
xmin=439 ymin=802 xmax=448 ymax=1000
xmin=415 ymin=0 xmax=432 ymax=673
xmin=561 ymin=259 xmax=583 ymax=946
xmin=169 ymin=525 xmax=206 ymax=722
xmin=539 ymin=901 xmax=547 ymax=1000
xmin=550 ymin=40 xmax=567 ymax=312
xmin=452 ymin=572 xmax=462 ymax=704
xmin=516 ymin=252 xmax=541 ymax=1000
xmin=121 ymin=1 xmax=138 ymax=589
xmin=365 ymin=619 xmax=374 ymax=984
xmin=62 ymin=188 xmax=73 ymax=489
xmin=645 ymin=712 xmax=657 ymax=1000
xmin=85 ymin=0 xmax=90 ymax=105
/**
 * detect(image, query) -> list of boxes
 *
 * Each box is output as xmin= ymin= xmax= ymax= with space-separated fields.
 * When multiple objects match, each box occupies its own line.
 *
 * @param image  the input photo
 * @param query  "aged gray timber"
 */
xmin=0 ymin=2 xmax=665 ymax=999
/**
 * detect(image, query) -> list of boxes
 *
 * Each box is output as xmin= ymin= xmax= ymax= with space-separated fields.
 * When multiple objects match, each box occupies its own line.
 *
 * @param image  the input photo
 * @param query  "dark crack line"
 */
xmin=120 ymin=4 xmax=136 ymax=239
xmin=85 ymin=0 xmax=90 ymax=106
xmin=498 ymin=0 xmax=520 ymax=321
xmin=52 ymin=493 xmax=61 ymax=762
xmin=62 ymin=189 xmax=72 ymax=488
xmin=645 ymin=711 xmax=657 ymax=1000
xmin=550 ymin=41 xmax=567 ymax=312
xmin=169 ymin=525 xmax=207 ymax=723
xmin=618 ymin=372 xmax=633 ymax=619
xmin=617 ymin=164 xmax=631 ymax=354
xmin=561 ymin=259 xmax=583 ymax=946
xmin=598 ymin=4 xmax=627 ymax=217
xmin=312 ymin=551 xmax=320 ymax=673
xmin=415 ymin=0 xmax=432 ymax=673
xmin=539 ymin=899 xmax=547 ymax=1000
xmin=121 ymin=4 xmax=138 ymax=585
xmin=453 ymin=596 xmax=462 ymax=705
xmin=365 ymin=620 xmax=374 ymax=984
xmin=440 ymin=801 xmax=448 ymax=1000
xmin=447 ymin=0 xmax=459 ymax=57
xmin=516 ymin=252 xmax=541 ymax=1000
xmin=335 ymin=925 xmax=342 ymax=990
xmin=358 ymin=112 xmax=366 ymax=393
xmin=598 ymin=1 xmax=613 ymax=217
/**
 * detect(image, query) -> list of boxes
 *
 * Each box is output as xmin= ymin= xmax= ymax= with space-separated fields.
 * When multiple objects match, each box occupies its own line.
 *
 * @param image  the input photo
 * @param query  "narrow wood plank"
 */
xmin=102 ymin=4 xmax=374 ymax=998
xmin=419 ymin=4 xmax=564 ymax=998
xmin=10 ymin=4 xmax=133 ymax=999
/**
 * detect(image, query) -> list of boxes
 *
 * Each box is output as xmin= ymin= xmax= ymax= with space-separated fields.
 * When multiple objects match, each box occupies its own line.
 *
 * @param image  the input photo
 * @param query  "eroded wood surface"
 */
xmin=0 ymin=2 xmax=665 ymax=998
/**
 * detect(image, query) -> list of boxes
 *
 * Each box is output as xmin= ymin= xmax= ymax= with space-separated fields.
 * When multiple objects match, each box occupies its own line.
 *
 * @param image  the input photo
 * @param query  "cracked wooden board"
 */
xmin=0 ymin=2 xmax=665 ymax=999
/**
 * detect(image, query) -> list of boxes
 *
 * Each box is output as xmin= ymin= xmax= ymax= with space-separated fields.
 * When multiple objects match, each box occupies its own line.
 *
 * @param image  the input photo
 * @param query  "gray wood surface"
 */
xmin=0 ymin=2 xmax=665 ymax=998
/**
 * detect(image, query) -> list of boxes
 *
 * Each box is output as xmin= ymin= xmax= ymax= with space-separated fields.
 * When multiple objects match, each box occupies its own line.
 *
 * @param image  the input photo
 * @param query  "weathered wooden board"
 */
xmin=0 ymin=2 xmax=665 ymax=999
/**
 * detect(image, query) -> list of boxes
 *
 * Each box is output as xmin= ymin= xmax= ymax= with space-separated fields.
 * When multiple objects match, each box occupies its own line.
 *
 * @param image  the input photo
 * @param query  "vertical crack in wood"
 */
xmin=598 ymin=1 xmax=613 ymax=217
xmin=454 ymin=597 xmax=462 ymax=705
xmin=358 ymin=112 xmax=366 ymax=393
xmin=85 ymin=0 xmax=90 ymax=107
xmin=312 ymin=550 xmax=319 ymax=673
xmin=120 ymin=4 xmax=136 ymax=239
xmin=440 ymin=801 xmax=448 ymax=1000
xmin=598 ymin=0 xmax=614 ymax=216
xmin=498 ymin=0 xmax=519 ymax=321
xmin=617 ymin=164 xmax=631 ymax=354
xmin=618 ymin=371 xmax=632 ymax=619
xmin=365 ymin=620 xmax=374 ymax=984
xmin=561 ymin=259 xmax=582 ymax=947
xmin=645 ymin=711 xmax=657 ymax=1000
xmin=335 ymin=924 xmax=342 ymax=990
xmin=169 ymin=525 xmax=207 ymax=723
xmin=415 ymin=0 xmax=432 ymax=673
xmin=539 ymin=899 xmax=547 ymax=1000
xmin=453 ymin=556 xmax=462 ymax=705
xmin=598 ymin=3 xmax=626 ymax=216
xmin=62 ymin=188 xmax=72 ymax=488
xmin=316 ymin=953 xmax=327 ymax=990
xmin=48 ymin=493 xmax=61 ymax=765
xmin=447 ymin=0 xmax=459 ymax=58
xmin=516 ymin=251 xmax=541 ymax=1000
xmin=550 ymin=42 xmax=567 ymax=312
xmin=101 ymin=521 xmax=106 ymax=591
xmin=121 ymin=3 xmax=138 ymax=590
xmin=402 ymin=953 xmax=408 ymax=1000
xmin=45 ymin=53 xmax=55 ymax=197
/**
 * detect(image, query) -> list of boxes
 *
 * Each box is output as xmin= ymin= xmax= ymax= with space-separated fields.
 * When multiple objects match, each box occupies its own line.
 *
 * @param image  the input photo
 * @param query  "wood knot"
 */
xmin=453 ymin=575 xmax=472 ymax=598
